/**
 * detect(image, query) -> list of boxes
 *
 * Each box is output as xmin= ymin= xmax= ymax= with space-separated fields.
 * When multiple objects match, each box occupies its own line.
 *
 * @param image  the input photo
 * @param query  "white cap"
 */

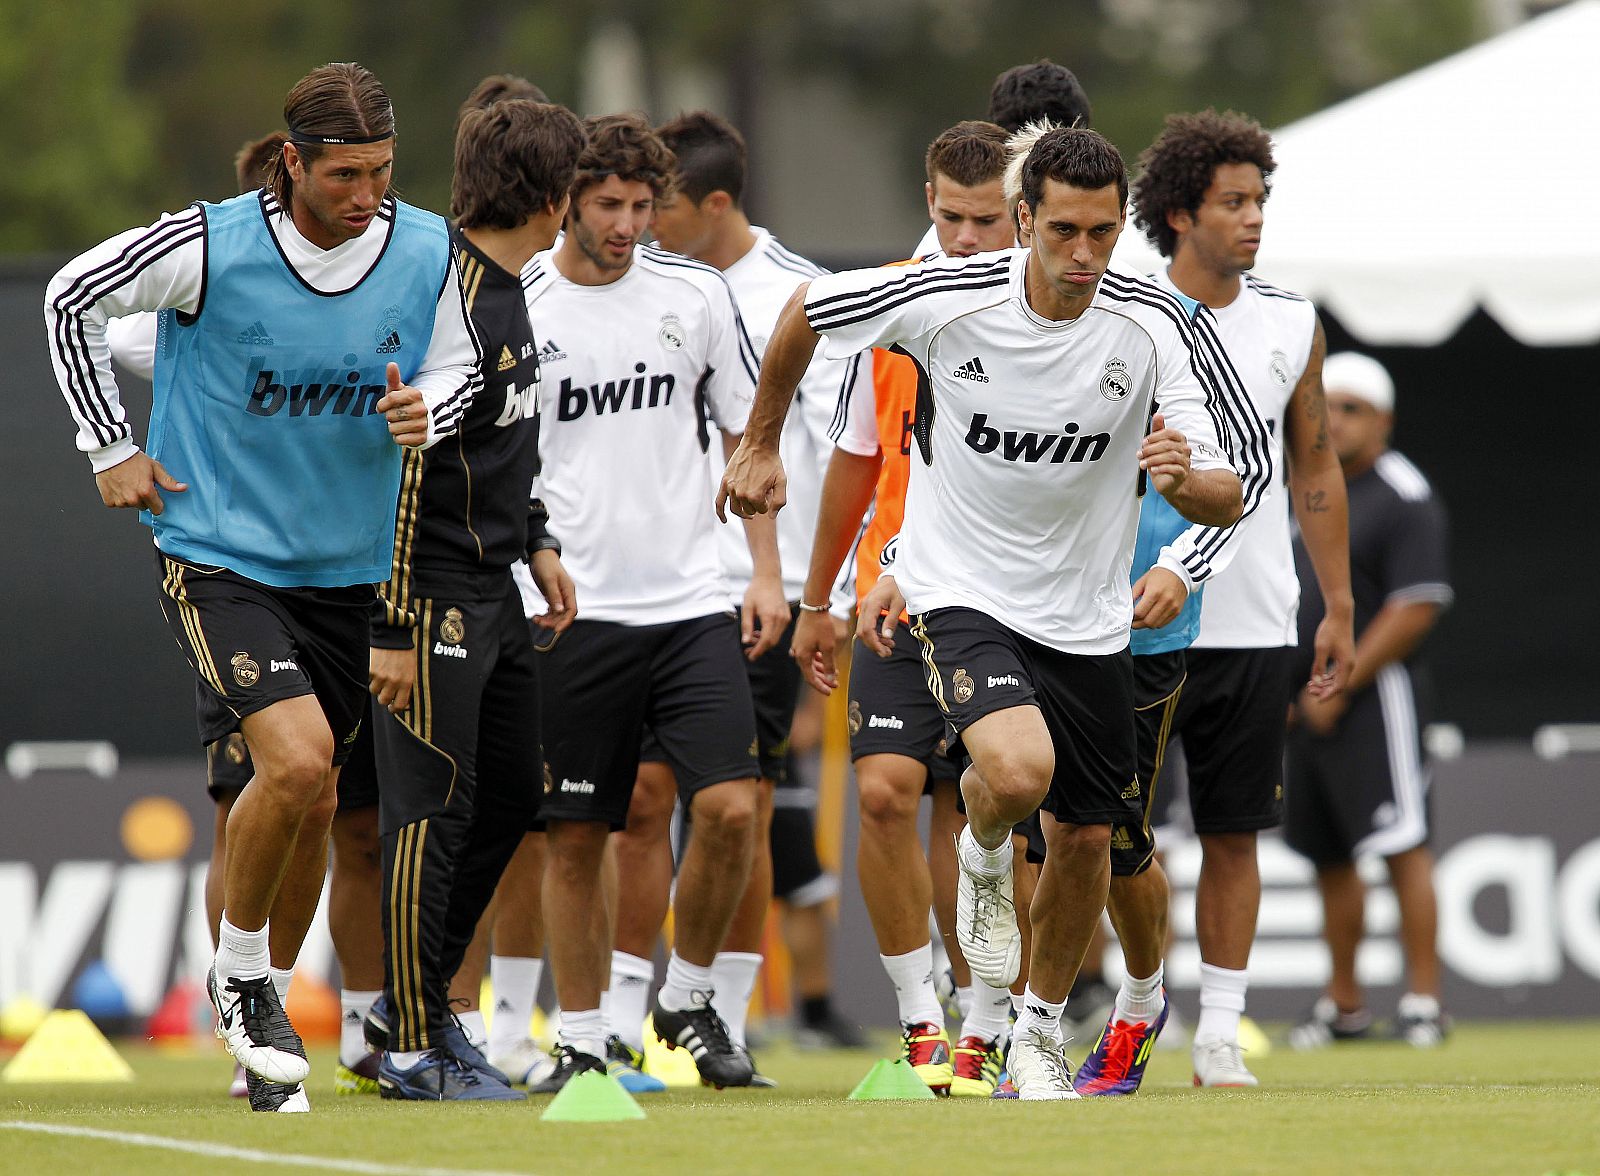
xmin=1322 ymin=352 xmax=1394 ymax=412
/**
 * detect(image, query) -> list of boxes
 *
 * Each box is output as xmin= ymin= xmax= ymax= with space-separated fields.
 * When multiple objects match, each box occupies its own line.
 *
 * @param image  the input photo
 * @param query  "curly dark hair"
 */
xmin=988 ymin=60 xmax=1091 ymax=134
xmin=1132 ymin=109 xmax=1275 ymax=259
xmin=1019 ymin=127 xmax=1126 ymax=212
xmin=571 ymin=112 xmax=676 ymax=203
xmin=457 ymin=73 xmax=548 ymax=125
xmin=453 ymin=101 xmax=587 ymax=230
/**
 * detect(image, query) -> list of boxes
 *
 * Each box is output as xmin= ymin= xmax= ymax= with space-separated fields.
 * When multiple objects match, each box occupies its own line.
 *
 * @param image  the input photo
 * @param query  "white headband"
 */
xmin=1322 ymin=351 xmax=1394 ymax=412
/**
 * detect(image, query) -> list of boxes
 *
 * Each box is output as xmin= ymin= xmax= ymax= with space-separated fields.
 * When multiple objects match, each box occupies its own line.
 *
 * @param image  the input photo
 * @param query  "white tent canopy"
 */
xmin=1112 ymin=0 xmax=1600 ymax=346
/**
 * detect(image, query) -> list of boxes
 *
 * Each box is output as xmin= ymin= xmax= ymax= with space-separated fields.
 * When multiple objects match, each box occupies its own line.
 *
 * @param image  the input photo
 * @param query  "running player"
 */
xmin=912 ymin=60 xmax=1092 ymax=258
xmin=518 ymin=114 xmax=782 ymax=1091
xmin=1131 ymin=109 xmax=1355 ymax=1086
xmin=45 ymin=62 xmax=479 ymax=1110
xmin=724 ymin=127 xmax=1268 ymax=1100
xmin=1284 ymin=353 xmax=1452 ymax=1050
xmin=591 ymin=110 xmax=857 ymax=1087
xmin=787 ymin=120 xmax=1020 ymax=1096
xmin=360 ymin=98 xmax=585 ymax=1102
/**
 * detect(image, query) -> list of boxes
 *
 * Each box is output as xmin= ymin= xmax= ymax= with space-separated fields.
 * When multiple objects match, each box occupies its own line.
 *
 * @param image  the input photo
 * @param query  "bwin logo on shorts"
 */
xmin=987 ymin=674 xmax=1020 ymax=688
xmin=560 ymin=778 xmax=596 ymax=794
xmin=270 ymin=658 xmax=299 ymax=673
xmin=868 ymin=715 xmax=904 ymax=730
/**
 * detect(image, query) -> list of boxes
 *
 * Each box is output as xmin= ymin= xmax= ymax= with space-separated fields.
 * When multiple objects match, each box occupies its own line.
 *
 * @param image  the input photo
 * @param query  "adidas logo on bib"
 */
xmin=236 ymin=320 xmax=274 ymax=346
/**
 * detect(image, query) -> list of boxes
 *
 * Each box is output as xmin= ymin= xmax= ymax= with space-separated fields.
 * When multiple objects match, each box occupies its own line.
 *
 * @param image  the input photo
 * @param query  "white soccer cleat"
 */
xmin=954 ymin=829 xmax=1021 ymax=988
xmin=1008 ymin=1027 xmax=1081 ymax=1101
xmin=1192 ymin=1038 xmax=1259 ymax=1087
xmin=208 ymin=967 xmax=312 ymax=1086
xmin=489 ymin=1036 xmax=558 ymax=1087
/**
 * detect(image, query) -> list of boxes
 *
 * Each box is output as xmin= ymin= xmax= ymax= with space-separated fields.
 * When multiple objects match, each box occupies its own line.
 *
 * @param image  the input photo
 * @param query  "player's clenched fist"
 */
xmin=717 ymin=439 xmax=787 ymax=521
xmin=376 ymin=361 xmax=429 ymax=448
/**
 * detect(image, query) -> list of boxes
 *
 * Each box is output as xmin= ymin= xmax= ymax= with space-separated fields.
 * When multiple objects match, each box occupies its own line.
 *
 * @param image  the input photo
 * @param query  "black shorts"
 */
xmin=1164 ymin=646 xmax=1295 ymax=835
xmin=204 ymin=727 xmax=252 ymax=802
xmin=367 ymin=583 xmax=542 ymax=835
xmin=157 ymin=551 xmax=371 ymax=766
xmin=537 ymin=613 xmax=758 ymax=829
xmin=1110 ymin=652 xmax=1186 ymax=876
xmin=641 ymin=612 xmax=801 ymax=784
xmin=910 ymin=607 xmax=1137 ymax=829
xmin=847 ymin=626 xmax=961 ymax=789
xmin=1284 ymin=668 xmax=1433 ymax=867
xmin=328 ymin=704 xmax=381 ymax=812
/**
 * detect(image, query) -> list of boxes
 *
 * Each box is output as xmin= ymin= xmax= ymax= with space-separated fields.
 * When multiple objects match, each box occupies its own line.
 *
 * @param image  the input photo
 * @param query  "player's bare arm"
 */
xmin=530 ymin=548 xmax=577 ymax=635
xmin=725 ymin=429 xmax=791 ymax=659
xmin=792 ymin=446 xmax=884 ymax=694
xmin=1286 ymin=317 xmax=1355 ymax=698
xmin=376 ymin=361 xmax=430 ymax=448
xmin=1142 ymin=412 xmax=1242 ymax=527
xmin=94 ymin=451 xmax=188 ymax=516
xmin=718 ymin=284 xmax=819 ymax=520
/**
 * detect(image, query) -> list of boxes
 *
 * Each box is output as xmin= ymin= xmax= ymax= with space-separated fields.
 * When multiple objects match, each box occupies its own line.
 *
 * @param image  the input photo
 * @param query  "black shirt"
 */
xmin=375 ymin=228 xmax=546 ymax=642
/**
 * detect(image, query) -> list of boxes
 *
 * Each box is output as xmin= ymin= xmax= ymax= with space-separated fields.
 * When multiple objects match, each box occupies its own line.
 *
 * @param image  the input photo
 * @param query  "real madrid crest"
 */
xmin=440 ymin=607 xmax=466 ymax=645
xmin=848 ymin=700 xmax=863 ymax=736
xmin=952 ymin=668 xmax=975 ymax=704
xmin=225 ymin=732 xmax=248 ymax=765
xmin=1268 ymin=349 xmax=1291 ymax=387
xmin=231 ymin=651 xmax=260 ymax=688
xmin=543 ymin=762 xmax=555 ymax=794
xmin=1100 ymin=357 xmax=1131 ymax=402
xmin=658 ymin=313 xmax=685 ymax=352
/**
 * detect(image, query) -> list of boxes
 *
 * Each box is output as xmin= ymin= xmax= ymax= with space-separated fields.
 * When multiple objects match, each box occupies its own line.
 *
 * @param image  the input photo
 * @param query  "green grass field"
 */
xmin=2 ymin=1024 xmax=1598 ymax=1176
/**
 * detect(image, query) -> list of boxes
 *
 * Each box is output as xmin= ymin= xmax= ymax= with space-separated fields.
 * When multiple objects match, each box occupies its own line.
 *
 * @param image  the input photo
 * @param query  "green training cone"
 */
xmin=847 ymin=1057 xmax=937 ymax=1101
xmin=540 ymin=1069 xmax=647 ymax=1122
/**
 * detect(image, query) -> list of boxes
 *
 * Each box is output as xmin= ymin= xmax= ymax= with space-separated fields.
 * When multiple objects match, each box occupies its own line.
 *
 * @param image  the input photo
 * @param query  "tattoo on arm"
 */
xmin=1291 ymin=317 xmax=1330 ymax=458
xmin=1304 ymin=489 xmax=1329 ymax=514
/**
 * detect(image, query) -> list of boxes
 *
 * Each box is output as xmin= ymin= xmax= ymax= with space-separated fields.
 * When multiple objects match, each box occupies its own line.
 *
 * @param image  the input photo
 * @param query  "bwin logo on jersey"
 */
xmin=243 ymin=354 xmax=386 ymax=419
xmin=557 ymin=365 xmax=676 ymax=420
xmin=1100 ymin=357 xmax=1131 ymax=402
xmin=964 ymin=413 xmax=1110 ymax=464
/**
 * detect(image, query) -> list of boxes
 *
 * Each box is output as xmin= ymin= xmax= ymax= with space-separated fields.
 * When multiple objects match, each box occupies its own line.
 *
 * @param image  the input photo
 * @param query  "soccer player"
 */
xmin=45 ymin=62 xmax=480 ymax=1110
xmin=588 ymin=110 xmax=856 ymax=1086
xmin=357 ymin=98 xmax=585 ymax=1101
xmin=1131 ymin=109 xmax=1355 ymax=1086
xmin=519 ymin=114 xmax=783 ymax=1091
xmin=723 ymin=127 xmax=1267 ymax=1100
xmin=912 ymin=60 xmax=1092 ymax=258
xmin=1284 ymin=353 xmax=1452 ymax=1050
xmin=789 ymin=120 xmax=1020 ymax=1097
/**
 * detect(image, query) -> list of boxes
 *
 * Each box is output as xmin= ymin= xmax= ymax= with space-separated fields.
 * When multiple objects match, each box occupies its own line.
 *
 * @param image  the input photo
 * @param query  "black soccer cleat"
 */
xmin=528 ymin=1044 xmax=607 ymax=1094
xmin=208 ymin=968 xmax=310 ymax=1086
xmin=377 ymin=1049 xmax=524 ymax=1101
xmin=363 ymin=992 xmax=391 ymax=1054
xmin=651 ymin=996 xmax=754 ymax=1088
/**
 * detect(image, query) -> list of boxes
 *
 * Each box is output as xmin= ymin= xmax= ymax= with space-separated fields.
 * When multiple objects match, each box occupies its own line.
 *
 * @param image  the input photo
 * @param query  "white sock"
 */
xmin=487 ymin=956 xmax=541 ymax=1056
xmin=879 ymin=944 xmax=943 ymax=1028
xmin=388 ymin=1049 xmax=424 ymax=1068
xmin=954 ymin=985 xmax=975 ymax=1018
xmin=656 ymin=952 xmax=715 ymax=1012
xmin=1011 ymin=991 xmax=1026 ymax=1016
xmin=557 ymin=1008 xmax=605 ymax=1059
xmin=215 ymin=915 xmax=269 ymax=984
xmin=1115 ymin=963 xmax=1165 ymax=1023
xmin=340 ymin=989 xmax=379 ymax=1067
xmin=1195 ymin=962 xmax=1248 ymax=1045
xmin=1013 ymin=985 xmax=1066 ymax=1042
xmin=959 ymin=980 xmax=1013 ymax=1043
xmin=457 ymin=1008 xmax=487 ymax=1048
xmin=959 ymin=826 xmax=1012 ymax=878
xmin=608 ymin=951 xmax=654 ymax=1051
xmin=710 ymin=952 xmax=762 ymax=1048
xmin=268 ymin=966 xmax=293 ymax=1005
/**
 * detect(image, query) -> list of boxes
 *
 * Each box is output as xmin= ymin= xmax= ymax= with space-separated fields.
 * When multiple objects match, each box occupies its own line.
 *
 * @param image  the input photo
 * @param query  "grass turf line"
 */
xmin=1 ymin=1022 xmax=1598 ymax=1175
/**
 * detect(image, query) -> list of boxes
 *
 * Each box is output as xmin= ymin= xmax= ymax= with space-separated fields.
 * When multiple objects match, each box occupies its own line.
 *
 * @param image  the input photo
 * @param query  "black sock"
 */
xmin=800 ymin=996 xmax=832 ymax=1026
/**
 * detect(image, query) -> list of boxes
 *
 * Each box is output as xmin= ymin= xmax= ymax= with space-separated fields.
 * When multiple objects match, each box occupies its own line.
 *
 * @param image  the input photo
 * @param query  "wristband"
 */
xmin=797 ymin=601 xmax=831 ymax=613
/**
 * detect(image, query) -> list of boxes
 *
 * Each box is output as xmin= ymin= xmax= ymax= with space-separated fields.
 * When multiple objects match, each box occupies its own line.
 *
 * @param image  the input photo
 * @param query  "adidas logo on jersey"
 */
xmin=953 ymin=356 xmax=989 ymax=382
xmin=497 ymin=345 xmax=517 ymax=372
xmin=964 ymin=412 xmax=1110 ymax=464
xmin=376 ymin=329 xmax=403 ymax=355
xmin=556 ymin=366 xmax=676 ymax=421
xmin=540 ymin=339 xmax=568 ymax=362
xmin=236 ymin=320 xmax=274 ymax=346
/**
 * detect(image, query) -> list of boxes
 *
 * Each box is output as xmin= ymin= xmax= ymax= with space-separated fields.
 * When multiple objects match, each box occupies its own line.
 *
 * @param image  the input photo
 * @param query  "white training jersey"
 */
xmin=912 ymin=222 xmax=941 ymax=262
xmin=43 ymin=194 xmax=481 ymax=472
xmin=805 ymin=250 xmax=1271 ymax=655
xmin=1153 ymin=269 xmax=1317 ymax=648
xmin=516 ymin=243 xmax=759 ymax=626
xmin=715 ymin=227 xmax=862 ymax=604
